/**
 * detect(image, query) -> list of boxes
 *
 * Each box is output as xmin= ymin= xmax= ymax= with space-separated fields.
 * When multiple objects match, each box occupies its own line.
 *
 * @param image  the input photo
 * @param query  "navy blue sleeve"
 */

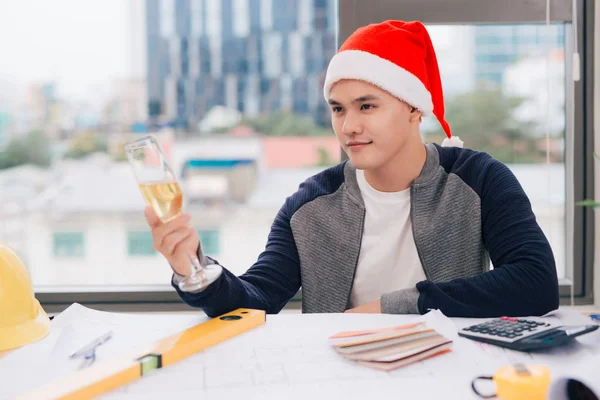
xmin=417 ymin=149 xmax=559 ymax=317
xmin=172 ymin=162 xmax=347 ymax=318
xmin=173 ymin=199 xmax=302 ymax=317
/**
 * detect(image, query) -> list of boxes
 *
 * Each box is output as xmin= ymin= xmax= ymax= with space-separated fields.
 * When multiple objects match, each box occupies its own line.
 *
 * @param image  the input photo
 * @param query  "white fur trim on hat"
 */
xmin=323 ymin=50 xmax=433 ymax=116
xmin=441 ymin=136 xmax=463 ymax=148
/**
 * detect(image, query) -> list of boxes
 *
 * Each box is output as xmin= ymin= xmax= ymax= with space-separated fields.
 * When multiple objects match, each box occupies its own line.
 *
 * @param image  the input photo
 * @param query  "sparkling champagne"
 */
xmin=139 ymin=180 xmax=183 ymax=222
xmin=126 ymin=135 xmax=222 ymax=292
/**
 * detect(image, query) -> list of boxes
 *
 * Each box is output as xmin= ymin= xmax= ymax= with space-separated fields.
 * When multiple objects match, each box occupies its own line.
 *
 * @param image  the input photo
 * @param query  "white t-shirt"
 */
xmin=350 ymin=169 xmax=427 ymax=307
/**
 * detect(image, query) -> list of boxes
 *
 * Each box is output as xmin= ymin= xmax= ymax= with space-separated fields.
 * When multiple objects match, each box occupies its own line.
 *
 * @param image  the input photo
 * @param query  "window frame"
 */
xmin=37 ymin=0 xmax=594 ymax=312
xmin=567 ymin=0 xmax=595 ymax=305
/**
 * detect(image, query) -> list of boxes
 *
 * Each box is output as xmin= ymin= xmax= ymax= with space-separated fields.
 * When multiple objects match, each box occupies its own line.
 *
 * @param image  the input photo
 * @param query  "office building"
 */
xmin=474 ymin=24 xmax=565 ymax=85
xmin=146 ymin=0 xmax=338 ymax=130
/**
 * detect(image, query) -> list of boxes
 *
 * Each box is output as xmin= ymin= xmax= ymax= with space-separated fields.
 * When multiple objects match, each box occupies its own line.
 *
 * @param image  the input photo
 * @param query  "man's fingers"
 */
xmin=163 ymin=232 xmax=199 ymax=277
xmin=162 ymin=228 xmax=193 ymax=256
xmin=153 ymin=214 xmax=192 ymax=248
xmin=145 ymin=206 xmax=162 ymax=228
xmin=172 ymin=234 xmax=198 ymax=260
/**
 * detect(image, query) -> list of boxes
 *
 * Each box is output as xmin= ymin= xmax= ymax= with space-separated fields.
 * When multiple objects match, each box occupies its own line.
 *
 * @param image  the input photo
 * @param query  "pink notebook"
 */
xmin=329 ymin=322 xmax=452 ymax=371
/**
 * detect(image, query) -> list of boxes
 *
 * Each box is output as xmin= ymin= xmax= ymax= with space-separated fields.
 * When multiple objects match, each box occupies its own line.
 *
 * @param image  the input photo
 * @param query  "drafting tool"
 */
xmin=17 ymin=308 xmax=265 ymax=400
xmin=70 ymin=331 xmax=112 ymax=359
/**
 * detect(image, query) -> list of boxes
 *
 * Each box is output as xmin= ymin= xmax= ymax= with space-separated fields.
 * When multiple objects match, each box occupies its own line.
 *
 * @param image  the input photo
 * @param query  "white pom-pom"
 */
xmin=441 ymin=136 xmax=463 ymax=148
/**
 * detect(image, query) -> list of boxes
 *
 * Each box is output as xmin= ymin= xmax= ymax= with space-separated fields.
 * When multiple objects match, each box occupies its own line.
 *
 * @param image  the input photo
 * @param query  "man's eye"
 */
xmin=361 ymin=104 xmax=375 ymax=110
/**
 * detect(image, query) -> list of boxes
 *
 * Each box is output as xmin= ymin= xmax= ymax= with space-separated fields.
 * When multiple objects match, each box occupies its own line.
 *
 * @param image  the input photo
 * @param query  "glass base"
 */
xmin=177 ymin=263 xmax=223 ymax=292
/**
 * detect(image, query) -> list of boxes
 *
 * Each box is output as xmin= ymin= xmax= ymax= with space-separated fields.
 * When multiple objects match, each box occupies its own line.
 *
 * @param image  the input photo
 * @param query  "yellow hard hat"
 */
xmin=0 ymin=242 xmax=51 ymax=351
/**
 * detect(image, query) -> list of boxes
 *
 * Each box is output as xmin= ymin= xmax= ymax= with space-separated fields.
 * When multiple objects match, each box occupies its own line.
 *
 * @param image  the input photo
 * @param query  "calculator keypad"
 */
xmin=459 ymin=318 xmax=556 ymax=343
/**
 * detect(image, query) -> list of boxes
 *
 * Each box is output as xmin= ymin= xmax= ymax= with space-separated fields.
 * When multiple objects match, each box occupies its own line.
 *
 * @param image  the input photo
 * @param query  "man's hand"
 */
xmin=145 ymin=206 xmax=200 ymax=277
xmin=345 ymin=299 xmax=382 ymax=314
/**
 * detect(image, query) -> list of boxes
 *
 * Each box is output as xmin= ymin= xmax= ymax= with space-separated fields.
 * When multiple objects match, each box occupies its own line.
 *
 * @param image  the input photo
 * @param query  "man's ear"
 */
xmin=409 ymin=107 xmax=422 ymax=123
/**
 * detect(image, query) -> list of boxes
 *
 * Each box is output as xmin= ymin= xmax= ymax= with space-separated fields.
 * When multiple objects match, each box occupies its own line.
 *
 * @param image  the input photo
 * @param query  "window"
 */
xmin=127 ymin=231 xmax=156 ymax=256
xmin=1 ymin=0 xmax=593 ymax=310
xmin=53 ymin=233 xmax=85 ymax=258
xmin=0 ymin=0 xmax=339 ymax=310
xmin=340 ymin=0 xmax=594 ymax=305
xmin=422 ymin=23 xmax=568 ymax=281
xmin=198 ymin=229 xmax=219 ymax=256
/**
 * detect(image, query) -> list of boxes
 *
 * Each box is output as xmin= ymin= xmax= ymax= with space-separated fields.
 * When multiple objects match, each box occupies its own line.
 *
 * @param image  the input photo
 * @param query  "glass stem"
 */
xmin=187 ymin=251 xmax=204 ymax=276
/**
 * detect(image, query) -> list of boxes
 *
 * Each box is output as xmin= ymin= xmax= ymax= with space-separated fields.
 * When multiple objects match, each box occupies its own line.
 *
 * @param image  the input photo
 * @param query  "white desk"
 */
xmin=1 ymin=305 xmax=599 ymax=400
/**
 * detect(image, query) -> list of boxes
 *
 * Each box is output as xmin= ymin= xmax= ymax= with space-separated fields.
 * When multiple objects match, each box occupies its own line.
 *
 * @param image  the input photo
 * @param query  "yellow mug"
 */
xmin=472 ymin=364 xmax=551 ymax=400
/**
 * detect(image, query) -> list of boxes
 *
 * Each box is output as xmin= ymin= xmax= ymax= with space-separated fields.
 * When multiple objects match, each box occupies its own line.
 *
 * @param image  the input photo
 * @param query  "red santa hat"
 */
xmin=323 ymin=20 xmax=463 ymax=148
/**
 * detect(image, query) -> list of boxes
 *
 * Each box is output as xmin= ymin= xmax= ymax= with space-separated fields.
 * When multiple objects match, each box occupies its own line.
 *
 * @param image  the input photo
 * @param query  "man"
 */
xmin=145 ymin=20 xmax=559 ymax=318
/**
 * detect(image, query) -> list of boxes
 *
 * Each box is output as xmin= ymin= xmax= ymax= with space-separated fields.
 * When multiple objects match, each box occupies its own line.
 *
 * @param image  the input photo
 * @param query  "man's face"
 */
xmin=328 ymin=80 xmax=420 ymax=171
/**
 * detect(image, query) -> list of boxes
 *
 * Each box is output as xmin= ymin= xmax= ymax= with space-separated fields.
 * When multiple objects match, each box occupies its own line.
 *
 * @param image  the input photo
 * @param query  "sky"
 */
xmin=0 ymin=0 xmax=134 ymax=107
xmin=0 ymin=0 xmax=473 ymax=111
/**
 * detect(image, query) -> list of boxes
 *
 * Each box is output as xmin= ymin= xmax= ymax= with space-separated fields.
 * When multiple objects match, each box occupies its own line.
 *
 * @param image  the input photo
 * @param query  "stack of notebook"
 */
xmin=329 ymin=322 xmax=452 ymax=371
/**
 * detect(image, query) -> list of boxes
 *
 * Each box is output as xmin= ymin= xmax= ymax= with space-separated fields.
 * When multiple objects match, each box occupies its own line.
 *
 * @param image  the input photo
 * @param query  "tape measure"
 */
xmin=472 ymin=363 xmax=551 ymax=400
xmin=17 ymin=308 xmax=265 ymax=400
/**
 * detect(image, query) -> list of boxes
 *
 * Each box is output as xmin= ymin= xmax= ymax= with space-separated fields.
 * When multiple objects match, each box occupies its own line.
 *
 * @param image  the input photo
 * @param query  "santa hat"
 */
xmin=323 ymin=20 xmax=463 ymax=148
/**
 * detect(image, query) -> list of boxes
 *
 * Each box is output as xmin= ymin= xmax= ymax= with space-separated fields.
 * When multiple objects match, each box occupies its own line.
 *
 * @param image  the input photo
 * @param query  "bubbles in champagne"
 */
xmin=139 ymin=181 xmax=183 ymax=222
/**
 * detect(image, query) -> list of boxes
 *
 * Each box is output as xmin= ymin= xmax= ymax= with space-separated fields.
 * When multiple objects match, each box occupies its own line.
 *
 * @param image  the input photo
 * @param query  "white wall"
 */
xmin=24 ymin=206 xmax=280 ymax=288
xmin=215 ymin=207 xmax=277 ymax=275
xmin=25 ymin=213 xmax=172 ymax=287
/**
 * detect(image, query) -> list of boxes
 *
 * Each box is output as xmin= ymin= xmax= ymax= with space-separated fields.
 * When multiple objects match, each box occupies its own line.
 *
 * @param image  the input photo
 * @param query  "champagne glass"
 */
xmin=125 ymin=135 xmax=222 ymax=292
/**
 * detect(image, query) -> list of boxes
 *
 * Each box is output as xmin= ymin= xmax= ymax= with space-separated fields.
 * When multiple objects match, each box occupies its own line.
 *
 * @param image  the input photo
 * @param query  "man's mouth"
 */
xmin=346 ymin=141 xmax=373 ymax=151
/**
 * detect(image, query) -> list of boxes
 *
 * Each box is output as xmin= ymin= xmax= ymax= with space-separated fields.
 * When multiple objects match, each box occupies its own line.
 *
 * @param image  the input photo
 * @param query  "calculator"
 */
xmin=458 ymin=317 xmax=599 ymax=352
